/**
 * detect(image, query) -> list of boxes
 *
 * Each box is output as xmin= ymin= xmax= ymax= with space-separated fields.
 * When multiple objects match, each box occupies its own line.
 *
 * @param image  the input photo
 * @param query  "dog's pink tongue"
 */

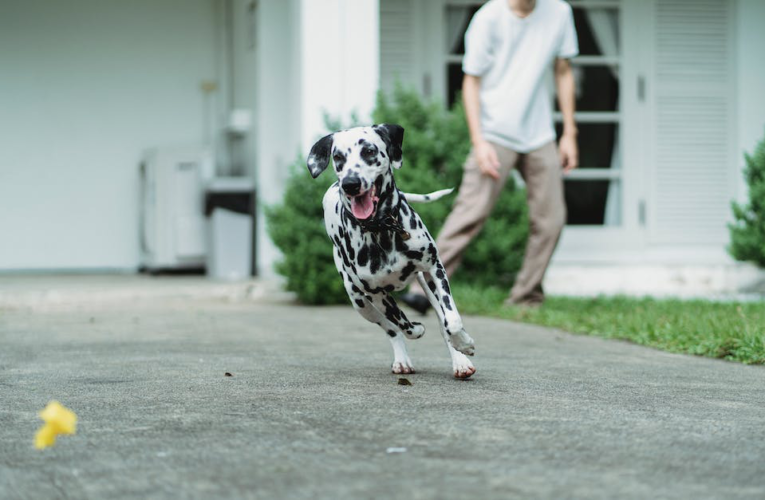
xmin=351 ymin=192 xmax=375 ymax=220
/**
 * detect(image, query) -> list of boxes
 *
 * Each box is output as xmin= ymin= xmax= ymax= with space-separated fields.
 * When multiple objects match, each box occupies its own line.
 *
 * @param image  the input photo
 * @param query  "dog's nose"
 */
xmin=341 ymin=176 xmax=362 ymax=196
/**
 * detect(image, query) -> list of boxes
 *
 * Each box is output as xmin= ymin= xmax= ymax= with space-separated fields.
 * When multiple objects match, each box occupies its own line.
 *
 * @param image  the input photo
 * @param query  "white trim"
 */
xmin=545 ymin=261 xmax=765 ymax=297
xmin=566 ymin=168 xmax=622 ymax=180
xmin=568 ymin=0 xmax=621 ymax=7
xmin=572 ymin=55 xmax=621 ymax=66
xmin=554 ymin=111 xmax=620 ymax=122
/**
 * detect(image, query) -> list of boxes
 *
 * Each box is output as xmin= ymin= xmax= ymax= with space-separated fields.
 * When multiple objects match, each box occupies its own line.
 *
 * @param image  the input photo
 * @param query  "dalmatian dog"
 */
xmin=307 ymin=124 xmax=476 ymax=379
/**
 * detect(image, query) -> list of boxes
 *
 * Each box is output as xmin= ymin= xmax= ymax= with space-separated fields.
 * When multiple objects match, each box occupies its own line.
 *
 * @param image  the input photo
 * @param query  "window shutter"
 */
xmin=379 ymin=0 xmax=416 ymax=94
xmin=649 ymin=0 xmax=735 ymax=244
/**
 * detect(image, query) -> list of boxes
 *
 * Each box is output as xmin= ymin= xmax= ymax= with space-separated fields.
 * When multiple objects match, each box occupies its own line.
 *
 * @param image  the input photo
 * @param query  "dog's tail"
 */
xmin=402 ymin=188 xmax=454 ymax=204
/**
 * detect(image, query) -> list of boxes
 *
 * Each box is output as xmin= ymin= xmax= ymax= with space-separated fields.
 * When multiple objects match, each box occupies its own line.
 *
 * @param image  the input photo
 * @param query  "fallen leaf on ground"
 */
xmin=225 ymin=372 xmax=233 ymax=377
xmin=397 ymin=378 xmax=412 ymax=386
xmin=35 ymin=401 xmax=77 ymax=450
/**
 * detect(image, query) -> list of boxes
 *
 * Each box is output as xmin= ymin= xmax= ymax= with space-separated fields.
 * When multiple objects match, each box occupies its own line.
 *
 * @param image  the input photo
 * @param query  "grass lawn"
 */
xmin=452 ymin=284 xmax=765 ymax=365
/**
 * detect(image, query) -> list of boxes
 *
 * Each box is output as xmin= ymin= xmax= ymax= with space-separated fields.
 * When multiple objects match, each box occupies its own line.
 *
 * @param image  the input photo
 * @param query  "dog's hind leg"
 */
xmin=343 ymin=280 xmax=416 ymax=374
xmin=415 ymin=272 xmax=476 ymax=379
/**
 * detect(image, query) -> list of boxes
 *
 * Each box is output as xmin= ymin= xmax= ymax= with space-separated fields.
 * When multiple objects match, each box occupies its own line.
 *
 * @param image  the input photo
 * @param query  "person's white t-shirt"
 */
xmin=462 ymin=0 xmax=579 ymax=153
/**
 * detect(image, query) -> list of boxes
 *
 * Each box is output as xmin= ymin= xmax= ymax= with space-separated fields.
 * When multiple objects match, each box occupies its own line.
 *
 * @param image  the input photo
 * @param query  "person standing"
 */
xmin=402 ymin=0 xmax=579 ymax=311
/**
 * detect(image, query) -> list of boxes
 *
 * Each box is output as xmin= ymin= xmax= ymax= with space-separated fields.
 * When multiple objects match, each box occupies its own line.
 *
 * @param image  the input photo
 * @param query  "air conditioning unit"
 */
xmin=139 ymin=146 xmax=213 ymax=271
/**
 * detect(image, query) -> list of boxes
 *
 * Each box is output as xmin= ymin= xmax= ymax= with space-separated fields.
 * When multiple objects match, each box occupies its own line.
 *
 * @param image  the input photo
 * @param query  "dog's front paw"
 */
xmin=392 ymin=359 xmax=416 ymax=375
xmin=449 ymin=329 xmax=475 ymax=356
xmin=404 ymin=322 xmax=425 ymax=340
xmin=452 ymin=352 xmax=476 ymax=379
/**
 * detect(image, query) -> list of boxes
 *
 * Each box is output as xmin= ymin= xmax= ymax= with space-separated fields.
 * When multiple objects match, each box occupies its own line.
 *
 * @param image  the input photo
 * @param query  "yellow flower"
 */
xmin=34 ymin=401 xmax=77 ymax=449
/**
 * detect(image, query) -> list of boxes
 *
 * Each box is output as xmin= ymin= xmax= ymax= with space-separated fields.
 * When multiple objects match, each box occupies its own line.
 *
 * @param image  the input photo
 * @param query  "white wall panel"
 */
xmin=648 ymin=0 xmax=736 ymax=245
xmin=0 ymin=0 xmax=217 ymax=270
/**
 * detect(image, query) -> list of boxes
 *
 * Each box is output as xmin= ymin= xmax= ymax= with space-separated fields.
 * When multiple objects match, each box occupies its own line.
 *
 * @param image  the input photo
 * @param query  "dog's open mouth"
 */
xmin=349 ymin=184 xmax=379 ymax=220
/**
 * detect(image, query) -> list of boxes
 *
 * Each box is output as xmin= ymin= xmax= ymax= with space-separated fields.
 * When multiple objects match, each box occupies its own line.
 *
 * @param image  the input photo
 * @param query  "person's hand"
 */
xmin=559 ymin=133 xmax=578 ymax=173
xmin=474 ymin=140 xmax=500 ymax=180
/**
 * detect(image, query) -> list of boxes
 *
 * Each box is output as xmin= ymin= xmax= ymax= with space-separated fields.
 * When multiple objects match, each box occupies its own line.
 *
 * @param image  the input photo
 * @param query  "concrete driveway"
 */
xmin=1 ymin=276 xmax=764 ymax=499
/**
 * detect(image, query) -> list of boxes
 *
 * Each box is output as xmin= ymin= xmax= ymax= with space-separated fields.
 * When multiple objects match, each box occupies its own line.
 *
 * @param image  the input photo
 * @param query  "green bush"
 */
xmin=266 ymin=85 xmax=529 ymax=304
xmin=729 ymin=132 xmax=765 ymax=267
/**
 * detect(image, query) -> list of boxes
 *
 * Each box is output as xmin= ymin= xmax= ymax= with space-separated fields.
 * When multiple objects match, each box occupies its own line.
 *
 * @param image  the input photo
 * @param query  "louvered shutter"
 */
xmin=649 ymin=0 xmax=735 ymax=244
xmin=379 ymin=0 xmax=416 ymax=94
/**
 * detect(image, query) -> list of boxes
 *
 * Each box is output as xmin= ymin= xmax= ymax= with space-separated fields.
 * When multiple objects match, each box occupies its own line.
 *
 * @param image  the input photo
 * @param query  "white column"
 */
xmin=254 ymin=0 xmax=379 ymax=277
xmin=254 ymin=0 xmax=302 ymax=277
xmin=299 ymin=0 xmax=380 ymax=151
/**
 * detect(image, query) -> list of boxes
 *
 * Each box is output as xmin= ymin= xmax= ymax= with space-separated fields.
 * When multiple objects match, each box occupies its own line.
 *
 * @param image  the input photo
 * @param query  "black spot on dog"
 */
xmin=443 ymin=295 xmax=452 ymax=311
xmin=427 ymin=280 xmax=437 ymax=293
xmin=435 ymin=268 xmax=445 ymax=280
xmin=333 ymin=151 xmax=347 ymax=172
xmin=427 ymin=244 xmax=438 ymax=263
xmin=379 ymin=231 xmax=393 ymax=253
xmin=369 ymin=245 xmax=383 ymax=275
xmin=386 ymin=330 xmax=396 ymax=338
xmin=355 ymin=299 xmax=365 ymax=308
xmin=404 ymin=250 xmax=423 ymax=261
xmin=400 ymin=262 xmax=416 ymax=282
xmin=361 ymin=144 xmax=379 ymax=166
xmin=343 ymin=231 xmax=354 ymax=257
xmin=351 ymin=284 xmax=362 ymax=294
xmin=357 ymin=245 xmax=369 ymax=266
xmin=394 ymin=233 xmax=408 ymax=252
xmin=441 ymin=279 xmax=451 ymax=295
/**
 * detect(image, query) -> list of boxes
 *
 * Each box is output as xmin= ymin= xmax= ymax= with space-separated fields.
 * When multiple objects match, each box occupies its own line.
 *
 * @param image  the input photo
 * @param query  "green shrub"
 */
xmin=266 ymin=85 xmax=529 ymax=304
xmin=729 ymin=131 xmax=765 ymax=267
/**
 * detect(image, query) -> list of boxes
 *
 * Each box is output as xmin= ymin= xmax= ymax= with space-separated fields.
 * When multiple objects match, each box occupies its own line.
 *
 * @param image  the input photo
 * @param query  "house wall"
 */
xmin=0 ymin=0 xmax=218 ymax=270
xmin=736 ymin=0 xmax=765 ymax=200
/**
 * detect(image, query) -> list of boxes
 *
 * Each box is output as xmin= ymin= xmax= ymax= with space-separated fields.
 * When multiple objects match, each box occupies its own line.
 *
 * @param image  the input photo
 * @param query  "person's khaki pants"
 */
xmin=414 ymin=140 xmax=566 ymax=304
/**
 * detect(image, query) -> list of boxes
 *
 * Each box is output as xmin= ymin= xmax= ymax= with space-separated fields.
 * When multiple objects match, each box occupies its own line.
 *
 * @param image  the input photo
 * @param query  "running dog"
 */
xmin=307 ymin=124 xmax=476 ymax=379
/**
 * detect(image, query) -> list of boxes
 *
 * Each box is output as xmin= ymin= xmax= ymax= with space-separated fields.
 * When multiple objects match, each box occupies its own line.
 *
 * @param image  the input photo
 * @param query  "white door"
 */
xmin=643 ymin=0 xmax=737 ymax=248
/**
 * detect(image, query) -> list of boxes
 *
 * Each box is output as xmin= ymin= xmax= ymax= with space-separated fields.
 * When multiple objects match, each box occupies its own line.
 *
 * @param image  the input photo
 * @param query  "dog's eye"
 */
xmin=361 ymin=146 xmax=375 ymax=157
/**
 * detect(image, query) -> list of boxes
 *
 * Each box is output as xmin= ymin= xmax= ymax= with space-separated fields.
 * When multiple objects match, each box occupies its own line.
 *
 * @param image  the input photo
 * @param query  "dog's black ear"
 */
xmin=307 ymin=133 xmax=334 ymax=178
xmin=374 ymin=124 xmax=404 ymax=169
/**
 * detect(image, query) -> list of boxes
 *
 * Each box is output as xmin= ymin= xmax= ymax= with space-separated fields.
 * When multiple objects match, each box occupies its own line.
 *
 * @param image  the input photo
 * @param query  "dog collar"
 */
xmin=360 ymin=214 xmax=411 ymax=240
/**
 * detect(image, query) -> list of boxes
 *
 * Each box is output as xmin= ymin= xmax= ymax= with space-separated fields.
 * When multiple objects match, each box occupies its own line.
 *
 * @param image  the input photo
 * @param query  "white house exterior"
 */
xmin=1 ymin=0 xmax=764 ymax=296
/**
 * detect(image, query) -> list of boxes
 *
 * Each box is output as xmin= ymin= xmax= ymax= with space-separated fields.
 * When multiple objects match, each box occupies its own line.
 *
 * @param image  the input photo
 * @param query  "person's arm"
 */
xmin=554 ymin=58 xmax=578 ymax=173
xmin=463 ymin=74 xmax=500 ymax=180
